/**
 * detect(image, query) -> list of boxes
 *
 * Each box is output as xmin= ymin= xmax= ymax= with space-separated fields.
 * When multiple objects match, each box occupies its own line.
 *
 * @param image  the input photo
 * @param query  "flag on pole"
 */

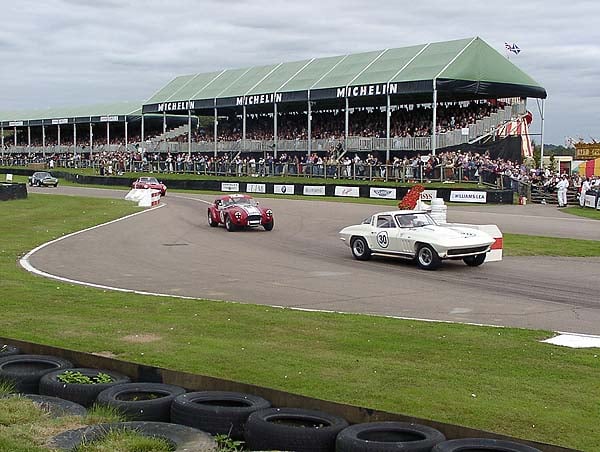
xmin=504 ymin=42 xmax=521 ymax=55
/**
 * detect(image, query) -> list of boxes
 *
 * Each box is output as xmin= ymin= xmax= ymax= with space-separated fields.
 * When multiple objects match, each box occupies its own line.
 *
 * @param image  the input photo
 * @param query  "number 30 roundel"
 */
xmin=376 ymin=231 xmax=389 ymax=248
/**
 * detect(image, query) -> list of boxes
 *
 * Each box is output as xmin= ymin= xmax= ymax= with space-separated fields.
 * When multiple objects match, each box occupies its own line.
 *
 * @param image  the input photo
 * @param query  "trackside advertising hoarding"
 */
xmin=335 ymin=186 xmax=360 ymax=197
xmin=450 ymin=191 xmax=487 ymax=203
xmin=273 ymin=184 xmax=295 ymax=195
xmin=303 ymin=186 xmax=325 ymax=196
xmin=246 ymin=183 xmax=266 ymax=193
xmin=420 ymin=189 xmax=438 ymax=201
xmin=221 ymin=182 xmax=239 ymax=192
xmin=369 ymin=187 xmax=396 ymax=199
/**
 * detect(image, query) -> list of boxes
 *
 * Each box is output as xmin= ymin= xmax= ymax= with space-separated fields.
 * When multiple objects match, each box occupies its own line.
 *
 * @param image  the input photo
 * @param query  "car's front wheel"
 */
xmin=463 ymin=253 xmax=486 ymax=267
xmin=225 ymin=215 xmax=237 ymax=232
xmin=208 ymin=211 xmax=219 ymax=227
xmin=351 ymin=237 xmax=371 ymax=261
xmin=416 ymin=244 xmax=441 ymax=270
xmin=263 ymin=220 xmax=274 ymax=231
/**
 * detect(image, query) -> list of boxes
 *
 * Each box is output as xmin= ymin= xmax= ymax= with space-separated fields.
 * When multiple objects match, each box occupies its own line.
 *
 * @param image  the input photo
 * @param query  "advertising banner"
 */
xmin=246 ymin=183 xmax=266 ymax=194
xmin=303 ymin=186 xmax=326 ymax=196
xmin=274 ymin=184 xmax=295 ymax=195
xmin=335 ymin=186 xmax=360 ymax=197
xmin=420 ymin=189 xmax=438 ymax=201
xmin=221 ymin=182 xmax=239 ymax=192
xmin=450 ymin=191 xmax=487 ymax=203
xmin=369 ymin=187 xmax=397 ymax=199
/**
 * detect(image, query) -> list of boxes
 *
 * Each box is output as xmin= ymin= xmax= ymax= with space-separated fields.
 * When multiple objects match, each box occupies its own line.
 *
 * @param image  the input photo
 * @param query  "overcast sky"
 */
xmin=1 ymin=0 xmax=598 ymax=145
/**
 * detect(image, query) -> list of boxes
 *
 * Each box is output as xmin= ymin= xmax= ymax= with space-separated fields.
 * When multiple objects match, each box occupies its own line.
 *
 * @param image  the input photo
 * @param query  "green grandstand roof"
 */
xmin=143 ymin=36 xmax=546 ymax=113
xmin=0 ymin=101 xmax=142 ymax=126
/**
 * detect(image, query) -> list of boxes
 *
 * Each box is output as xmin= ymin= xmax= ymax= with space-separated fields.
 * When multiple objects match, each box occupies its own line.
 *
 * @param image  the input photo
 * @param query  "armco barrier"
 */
xmin=0 ymin=337 xmax=575 ymax=452
xmin=0 ymin=168 xmax=514 ymax=204
xmin=0 ymin=182 xmax=27 ymax=201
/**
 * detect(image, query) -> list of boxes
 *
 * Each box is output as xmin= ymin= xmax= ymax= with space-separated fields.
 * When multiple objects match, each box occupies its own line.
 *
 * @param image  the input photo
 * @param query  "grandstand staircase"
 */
xmin=529 ymin=185 xmax=580 ymax=206
xmin=150 ymin=124 xmax=190 ymax=143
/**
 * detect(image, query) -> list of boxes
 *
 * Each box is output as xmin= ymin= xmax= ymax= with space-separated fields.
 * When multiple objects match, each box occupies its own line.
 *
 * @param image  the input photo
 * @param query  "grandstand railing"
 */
xmin=0 ymin=154 xmax=506 ymax=186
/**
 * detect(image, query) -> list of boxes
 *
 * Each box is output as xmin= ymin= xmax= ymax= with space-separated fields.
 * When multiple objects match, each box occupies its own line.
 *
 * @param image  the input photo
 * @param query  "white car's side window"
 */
xmin=376 ymin=215 xmax=395 ymax=229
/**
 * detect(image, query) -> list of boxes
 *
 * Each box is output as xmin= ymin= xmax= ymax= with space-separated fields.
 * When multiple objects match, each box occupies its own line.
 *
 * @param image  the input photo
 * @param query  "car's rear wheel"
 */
xmin=416 ymin=244 xmax=441 ymax=270
xmin=225 ymin=215 xmax=237 ymax=232
xmin=208 ymin=211 xmax=219 ymax=227
xmin=463 ymin=253 xmax=486 ymax=267
xmin=351 ymin=237 xmax=372 ymax=261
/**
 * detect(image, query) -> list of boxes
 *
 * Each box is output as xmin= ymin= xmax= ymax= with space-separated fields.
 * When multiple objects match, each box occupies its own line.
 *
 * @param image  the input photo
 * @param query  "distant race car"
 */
xmin=208 ymin=194 xmax=274 ymax=232
xmin=131 ymin=177 xmax=167 ymax=196
xmin=339 ymin=210 xmax=495 ymax=270
xmin=28 ymin=172 xmax=58 ymax=187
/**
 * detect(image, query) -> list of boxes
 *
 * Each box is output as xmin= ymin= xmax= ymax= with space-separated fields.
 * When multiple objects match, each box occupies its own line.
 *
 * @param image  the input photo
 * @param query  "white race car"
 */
xmin=339 ymin=210 xmax=495 ymax=270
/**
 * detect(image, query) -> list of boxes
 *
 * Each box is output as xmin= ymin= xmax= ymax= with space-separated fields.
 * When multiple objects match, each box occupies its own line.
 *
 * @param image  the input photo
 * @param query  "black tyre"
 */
xmin=171 ymin=391 xmax=271 ymax=440
xmin=463 ymin=253 xmax=486 ymax=267
xmin=244 ymin=407 xmax=349 ymax=452
xmin=54 ymin=183 xmax=58 ymax=187
xmin=416 ymin=244 xmax=441 ymax=270
xmin=39 ymin=367 xmax=131 ymax=407
xmin=432 ymin=438 xmax=542 ymax=452
xmin=49 ymin=421 xmax=217 ymax=451
xmin=225 ymin=215 xmax=237 ymax=232
xmin=336 ymin=421 xmax=446 ymax=452
xmin=208 ymin=210 xmax=219 ymax=227
xmin=96 ymin=382 xmax=186 ymax=421
xmin=263 ymin=219 xmax=274 ymax=231
xmin=351 ymin=237 xmax=372 ymax=261
xmin=0 ymin=344 xmax=20 ymax=357
xmin=0 ymin=354 xmax=73 ymax=394
xmin=3 ymin=394 xmax=87 ymax=418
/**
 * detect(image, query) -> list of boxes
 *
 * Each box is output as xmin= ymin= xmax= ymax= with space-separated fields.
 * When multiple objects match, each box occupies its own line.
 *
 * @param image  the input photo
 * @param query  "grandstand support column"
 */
xmin=386 ymin=94 xmax=391 ymax=163
xmin=14 ymin=126 xmax=17 ymax=147
xmin=89 ymin=121 xmax=93 ymax=160
xmin=141 ymin=114 xmax=145 ymax=155
xmin=1 ymin=127 xmax=4 ymax=156
xmin=124 ymin=120 xmax=128 ymax=151
xmin=187 ymin=109 xmax=191 ymax=156
xmin=431 ymin=87 xmax=438 ymax=156
xmin=28 ymin=126 xmax=31 ymax=148
xmin=274 ymin=102 xmax=278 ymax=159
xmin=539 ymin=98 xmax=545 ymax=169
xmin=106 ymin=122 xmax=110 ymax=151
xmin=344 ymin=97 xmax=349 ymax=152
xmin=42 ymin=124 xmax=46 ymax=157
xmin=242 ymin=105 xmax=247 ymax=153
xmin=73 ymin=124 xmax=76 ymax=153
xmin=163 ymin=111 xmax=166 ymax=143
xmin=57 ymin=125 xmax=61 ymax=149
xmin=214 ymin=107 xmax=218 ymax=157
xmin=307 ymin=99 xmax=312 ymax=157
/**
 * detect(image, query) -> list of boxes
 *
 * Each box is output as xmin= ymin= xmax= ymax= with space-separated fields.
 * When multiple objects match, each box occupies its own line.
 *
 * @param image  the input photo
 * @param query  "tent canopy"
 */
xmin=143 ymin=36 xmax=546 ymax=114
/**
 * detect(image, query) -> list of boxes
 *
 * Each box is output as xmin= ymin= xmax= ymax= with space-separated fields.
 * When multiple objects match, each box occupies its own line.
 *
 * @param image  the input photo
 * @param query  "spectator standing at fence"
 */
xmin=556 ymin=174 xmax=569 ymax=207
xmin=580 ymin=177 xmax=591 ymax=207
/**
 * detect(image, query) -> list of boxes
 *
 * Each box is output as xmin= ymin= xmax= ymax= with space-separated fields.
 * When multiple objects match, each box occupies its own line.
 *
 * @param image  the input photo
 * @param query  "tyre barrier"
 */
xmin=336 ymin=421 xmax=446 ymax=452
xmin=171 ymin=390 xmax=271 ymax=440
xmin=244 ymin=407 xmax=349 ymax=452
xmin=49 ymin=421 xmax=217 ymax=452
xmin=2 ymin=393 xmax=87 ymax=418
xmin=431 ymin=438 xmax=542 ymax=452
xmin=0 ymin=344 xmax=20 ymax=357
xmin=0 ymin=354 xmax=73 ymax=393
xmin=96 ymin=382 xmax=186 ymax=421
xmin=39 ymin=367 xmax=132 ymax=407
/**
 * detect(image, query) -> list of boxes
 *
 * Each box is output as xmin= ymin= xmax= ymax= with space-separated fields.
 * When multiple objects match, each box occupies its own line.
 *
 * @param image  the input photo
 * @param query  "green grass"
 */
xmin=1 ymin=195 xmax=599 ymax=450
xmin=561 ymin=206 xmax=600 ymax=220
xmin=504 ymin=233 xmax=600 ymax=256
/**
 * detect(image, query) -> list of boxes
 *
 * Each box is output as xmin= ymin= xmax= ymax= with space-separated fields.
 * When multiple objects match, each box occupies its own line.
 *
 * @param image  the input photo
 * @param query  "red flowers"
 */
xmin=398 ymin=184 xmax=425 ymax=210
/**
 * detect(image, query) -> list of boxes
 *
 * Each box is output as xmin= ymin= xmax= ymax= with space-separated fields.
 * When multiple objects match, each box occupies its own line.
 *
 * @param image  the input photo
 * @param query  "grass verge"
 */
xmin=1 ymin=195 xmax=599 ymax=450
xmin=561 ymin=206 xmax=600 ymax=220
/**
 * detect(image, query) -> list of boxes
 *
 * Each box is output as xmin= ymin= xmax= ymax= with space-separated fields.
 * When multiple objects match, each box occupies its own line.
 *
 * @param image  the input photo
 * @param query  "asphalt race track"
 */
xmin=26 ymin=186 xmax=600 ymax=335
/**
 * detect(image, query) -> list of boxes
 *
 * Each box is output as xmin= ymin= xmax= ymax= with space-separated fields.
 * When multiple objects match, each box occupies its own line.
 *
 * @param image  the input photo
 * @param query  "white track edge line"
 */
xmin=17 ymin=198 xmax=599 ymax=343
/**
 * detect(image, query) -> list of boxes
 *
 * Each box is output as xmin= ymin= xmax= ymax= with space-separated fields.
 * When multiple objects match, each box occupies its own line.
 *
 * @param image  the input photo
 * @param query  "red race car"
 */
xmin=208 ymin=194 xmax=274 ymax=231
xmin=131 ymin=177 xmax=167 ymax=196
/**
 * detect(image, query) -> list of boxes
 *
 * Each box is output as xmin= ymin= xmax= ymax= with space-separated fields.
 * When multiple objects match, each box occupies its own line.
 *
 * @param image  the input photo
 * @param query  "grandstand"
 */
xmin=1 ymin=36 xmax=546 ymax=165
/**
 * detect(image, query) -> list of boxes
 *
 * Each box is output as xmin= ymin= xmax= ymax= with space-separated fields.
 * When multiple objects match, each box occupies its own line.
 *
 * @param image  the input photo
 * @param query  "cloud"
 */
xmin=1 ymin=0 xmax=599 ymax=144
